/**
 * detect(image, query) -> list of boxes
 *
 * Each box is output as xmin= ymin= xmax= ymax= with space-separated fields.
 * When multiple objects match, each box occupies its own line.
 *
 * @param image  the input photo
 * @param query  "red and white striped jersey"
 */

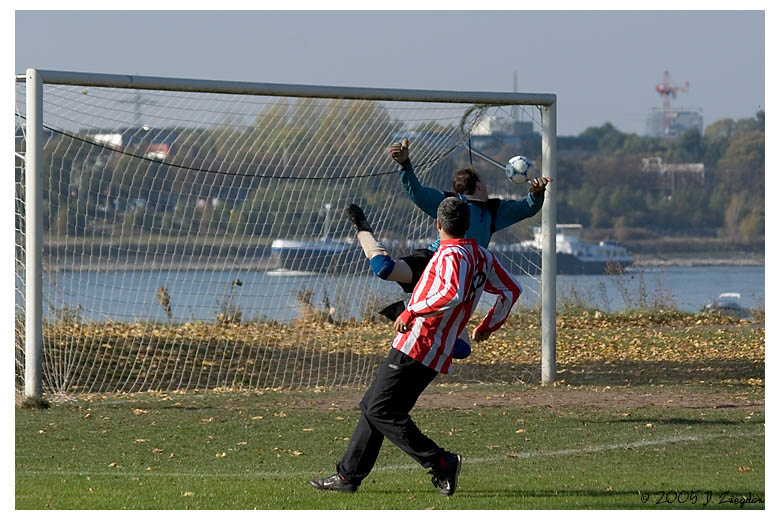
xmin=393 ymin=238 xmax=522 ymax=374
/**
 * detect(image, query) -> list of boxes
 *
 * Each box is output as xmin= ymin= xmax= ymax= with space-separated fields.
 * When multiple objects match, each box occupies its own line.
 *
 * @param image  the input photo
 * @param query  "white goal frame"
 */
xmin=18 ymin=68 xmax=558 ymax=398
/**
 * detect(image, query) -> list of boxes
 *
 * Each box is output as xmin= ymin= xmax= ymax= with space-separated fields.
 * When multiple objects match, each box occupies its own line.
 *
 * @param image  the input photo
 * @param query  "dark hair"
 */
xmin=437 ymin=197 xmax=470 ymax=237
xmin=452 ymin=168 xmax=480 ymax=195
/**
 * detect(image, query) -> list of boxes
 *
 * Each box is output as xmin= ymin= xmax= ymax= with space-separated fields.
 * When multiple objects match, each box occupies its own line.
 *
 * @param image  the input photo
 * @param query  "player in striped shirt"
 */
xmin=311 ymin=197 xmax=522 ymax=496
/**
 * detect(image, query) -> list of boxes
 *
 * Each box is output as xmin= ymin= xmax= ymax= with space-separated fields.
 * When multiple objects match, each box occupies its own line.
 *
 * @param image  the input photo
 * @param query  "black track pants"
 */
xmin=336 ymin=348 xmax=444 ymax=485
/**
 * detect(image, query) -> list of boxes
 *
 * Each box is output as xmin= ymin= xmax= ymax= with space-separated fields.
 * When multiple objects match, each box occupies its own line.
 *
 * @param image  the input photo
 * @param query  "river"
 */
xmin=37 ymin=264 xmax=764 ymax=324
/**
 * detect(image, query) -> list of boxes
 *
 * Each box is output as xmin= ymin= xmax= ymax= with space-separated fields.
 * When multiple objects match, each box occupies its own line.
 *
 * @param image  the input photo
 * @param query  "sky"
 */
xmin=11 ymin=8 xmax=766 ymax=136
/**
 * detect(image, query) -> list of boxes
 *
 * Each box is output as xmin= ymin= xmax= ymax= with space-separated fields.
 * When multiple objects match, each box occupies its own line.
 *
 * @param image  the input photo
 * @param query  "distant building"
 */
xmin=145 ymin=143 xmax=171 ymax=160
xmin=469 ymin=115 xmax=596 ymax=155
xmin=646 ymin=107 xmax=703 ymax=138
xmin=86 ymin=126 xmax=180 ymax=156
xmin=91 ymin=132 xmax=124 ymax=149
xmin=641 ymin=157 xmax=706 ymax=192
xmin=472 ymin=115 xmax=535 ymax=137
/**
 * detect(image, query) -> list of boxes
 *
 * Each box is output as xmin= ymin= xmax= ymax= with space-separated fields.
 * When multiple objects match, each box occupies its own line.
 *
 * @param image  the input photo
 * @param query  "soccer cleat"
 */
xmin=378 ymin=300 xmax=406 ymax=321
xmin=344 ymin=204 xmax=373 ymax=233
xmin=429 ymin=452 xmax=462 ymax=496
xmin=310 ymin=473 xmax=358 ymax=493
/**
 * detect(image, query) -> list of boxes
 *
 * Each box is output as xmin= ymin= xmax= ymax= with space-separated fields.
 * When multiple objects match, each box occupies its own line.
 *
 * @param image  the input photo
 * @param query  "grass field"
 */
xmin=15 ymin=310 xmax=765 ymax=509
xmin=16 ymin=386 xmax=765 ymax=509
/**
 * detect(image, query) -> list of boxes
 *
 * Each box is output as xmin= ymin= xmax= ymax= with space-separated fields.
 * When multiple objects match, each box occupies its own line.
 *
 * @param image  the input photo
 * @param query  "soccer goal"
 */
xmin=15 ymin=68 xmax=557 ymax=398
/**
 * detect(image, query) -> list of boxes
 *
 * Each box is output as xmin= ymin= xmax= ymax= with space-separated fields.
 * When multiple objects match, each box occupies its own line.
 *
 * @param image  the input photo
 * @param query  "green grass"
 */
xmin=16 ymin=385 xmax=764 ymax=509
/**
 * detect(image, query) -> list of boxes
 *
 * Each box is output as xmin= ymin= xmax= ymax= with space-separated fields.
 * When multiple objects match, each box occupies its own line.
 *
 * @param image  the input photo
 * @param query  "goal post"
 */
xmin=24 ymin=68 xmax=44 ymax=399
xmin=16 ymin=68 xmax=557 ymax=397
xmin=541 ymin=103 xmax=557 ymax=385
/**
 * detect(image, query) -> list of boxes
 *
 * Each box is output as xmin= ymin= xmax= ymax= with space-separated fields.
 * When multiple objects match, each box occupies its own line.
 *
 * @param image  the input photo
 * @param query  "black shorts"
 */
xmin=397 ymin=248 xmax=435 ymax=293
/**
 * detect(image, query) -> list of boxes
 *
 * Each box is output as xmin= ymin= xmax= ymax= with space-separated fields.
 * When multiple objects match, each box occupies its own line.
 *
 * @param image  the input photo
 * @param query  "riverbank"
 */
xmin=632 ymin=252 xmax=764 ymax=267
xmin=582 ymin=231 xmax=764 ymax=267
xmin=36 ymin=253 xmax=764 ymax=272
xmin=32 ymin=233 xmax=765 ymax=270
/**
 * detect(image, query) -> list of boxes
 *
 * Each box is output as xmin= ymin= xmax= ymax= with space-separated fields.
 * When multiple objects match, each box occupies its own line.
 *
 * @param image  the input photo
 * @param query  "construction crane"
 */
xmin=655 ymin=70 xmax=689 ymax=136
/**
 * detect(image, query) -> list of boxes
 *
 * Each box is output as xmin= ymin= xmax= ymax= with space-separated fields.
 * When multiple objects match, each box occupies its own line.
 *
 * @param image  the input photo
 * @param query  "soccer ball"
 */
xmin=505 ymin=155 xmax=533 ymax=184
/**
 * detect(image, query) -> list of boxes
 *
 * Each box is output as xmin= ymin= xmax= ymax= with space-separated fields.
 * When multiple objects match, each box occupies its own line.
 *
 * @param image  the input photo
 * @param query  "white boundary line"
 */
xmin=16 ymin=430 xmax=764 ymax=479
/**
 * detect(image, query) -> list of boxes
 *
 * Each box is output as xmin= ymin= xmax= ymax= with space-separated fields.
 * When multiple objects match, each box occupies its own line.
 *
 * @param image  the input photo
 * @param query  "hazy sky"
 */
xmin=13 ymin=10 xmax=766 ymax=136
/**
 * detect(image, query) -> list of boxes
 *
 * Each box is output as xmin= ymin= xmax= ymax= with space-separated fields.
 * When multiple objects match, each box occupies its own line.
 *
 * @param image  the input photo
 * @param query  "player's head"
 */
xmin=452 ymin=168 xmax=488 ymax=201
xmin=437 ymin=197 xmax=470 ymax=238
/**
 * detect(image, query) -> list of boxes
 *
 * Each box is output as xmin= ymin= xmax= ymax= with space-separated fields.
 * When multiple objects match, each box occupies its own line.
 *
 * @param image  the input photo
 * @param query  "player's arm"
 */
xmin=394 ymin=252 xmax=465 ymax=332
xmin=492 ymin=177 xmax=551 ymax=232
xmin=390 ymin=139 xmax=446 ymax=219
xmin=472 ymin=254 xmax=522 ymax=342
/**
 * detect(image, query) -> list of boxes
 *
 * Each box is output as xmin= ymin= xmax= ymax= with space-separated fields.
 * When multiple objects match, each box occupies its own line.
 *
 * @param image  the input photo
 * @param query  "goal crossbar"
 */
xmin=18 ymin=69 xmax=557 ymax=106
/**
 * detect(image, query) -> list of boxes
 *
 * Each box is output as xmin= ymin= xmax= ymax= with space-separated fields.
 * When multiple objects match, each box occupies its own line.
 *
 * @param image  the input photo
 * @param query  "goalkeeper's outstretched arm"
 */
xmin=493 ymin=177 xmax=551 ymax=233
xmin=390 ymin=139 xmax=446 ymax=219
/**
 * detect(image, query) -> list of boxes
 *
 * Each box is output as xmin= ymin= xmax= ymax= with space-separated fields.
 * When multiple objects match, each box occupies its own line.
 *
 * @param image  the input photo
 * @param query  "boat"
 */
xmin=269 ymin=238 xmax=363 ymax=274
xmin=269 ymin=203 xmax=365 ymax=274
xmin=490 ymin=242 xmax=544 ymax=276
xmin=493 ymin=224 xmax=633 ymax=275
xmin=703 ymin=292 xmax=751 ymax=318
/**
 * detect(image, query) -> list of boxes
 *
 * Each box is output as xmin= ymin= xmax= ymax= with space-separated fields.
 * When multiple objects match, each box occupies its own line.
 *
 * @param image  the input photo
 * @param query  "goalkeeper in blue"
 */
xmin=344 ymin=138 xmax=550 ymax=358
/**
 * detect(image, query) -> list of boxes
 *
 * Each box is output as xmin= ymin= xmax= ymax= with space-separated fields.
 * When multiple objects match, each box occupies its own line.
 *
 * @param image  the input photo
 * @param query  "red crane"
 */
xmin=655 ymin=70 xmax=689 ymax=136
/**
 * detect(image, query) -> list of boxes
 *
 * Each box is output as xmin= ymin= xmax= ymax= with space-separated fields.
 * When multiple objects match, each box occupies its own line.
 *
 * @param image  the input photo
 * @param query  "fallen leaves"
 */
xmin=39 ymin=310 xmax=764 ymax=391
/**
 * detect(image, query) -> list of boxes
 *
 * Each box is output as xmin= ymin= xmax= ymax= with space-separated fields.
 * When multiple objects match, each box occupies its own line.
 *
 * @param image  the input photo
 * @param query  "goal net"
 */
xmin=15 ymin=71 xmax=555 ymax=396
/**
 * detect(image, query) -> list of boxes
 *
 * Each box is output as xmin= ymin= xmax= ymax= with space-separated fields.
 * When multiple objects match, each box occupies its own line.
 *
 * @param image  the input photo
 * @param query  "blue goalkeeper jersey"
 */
xmin=398 ymin=162 xmax=544 ymax=252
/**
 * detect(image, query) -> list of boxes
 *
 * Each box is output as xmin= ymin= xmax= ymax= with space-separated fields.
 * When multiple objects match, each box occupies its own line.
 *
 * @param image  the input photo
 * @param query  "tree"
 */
xmin=556 ymin=156 xmax=586 ymax=189
xmin=703 ymin=111 xmax=764 ymax=167
xmin=671 ymin=127 xmax=703 ymax=163
xmin=607 ymin=186 xmax=648 ymax=227
xmin=579 ymin=122 xmax=626 ymax=151
xmin=620 ymin=134 xmax=667 ymax=155
xmin=722 ymin=191 xmax=764 ymax=242
xmin=716 ymin=130 xmax=765 ymax=188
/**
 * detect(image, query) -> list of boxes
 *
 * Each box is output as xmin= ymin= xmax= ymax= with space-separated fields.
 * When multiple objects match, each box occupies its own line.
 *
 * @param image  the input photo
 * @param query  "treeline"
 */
xmin=19 ymin=100 xmax=763 ymax=246
xmin=469 ymin=111 xmax=765 ymax=244
xmin=25 ymin=99 xmax=415 ymax=240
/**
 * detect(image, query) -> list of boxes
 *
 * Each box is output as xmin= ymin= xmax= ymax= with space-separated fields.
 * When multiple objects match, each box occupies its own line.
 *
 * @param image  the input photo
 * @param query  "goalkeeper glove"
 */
xmin=529 ymin=177 xmax=551 ymax=195
xmin=390 ymin=138 xmax=410 ymax=165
